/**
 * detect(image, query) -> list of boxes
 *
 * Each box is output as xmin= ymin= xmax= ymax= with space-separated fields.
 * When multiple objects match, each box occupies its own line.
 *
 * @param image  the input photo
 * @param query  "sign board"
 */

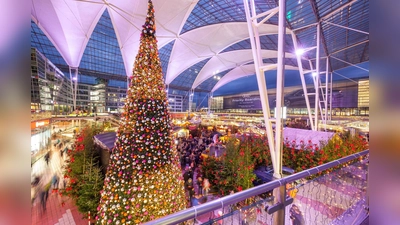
xmin=223 ymin=95 xmax=262 ymax=109
xmin=31 ymin=119 xmax=50 ymax=130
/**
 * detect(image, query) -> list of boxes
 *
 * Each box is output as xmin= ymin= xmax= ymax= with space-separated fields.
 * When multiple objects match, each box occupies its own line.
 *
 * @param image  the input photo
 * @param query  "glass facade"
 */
xmin=79 ymin=9 xmax=126 ymax=77
xmin=32 ymin=48 xmax=128 ymax=114
xmin=168 ymin=94 xmax=183 ymax=112
xmin=210 ymin=80 xmax=369 ymax=116
xmin=106 ymin=87 xmax=127 ymax=113
xmin=31 ymin=48 xmax=73 ymax=113
xmin=358 ymin=79 xmax=369 ymax=108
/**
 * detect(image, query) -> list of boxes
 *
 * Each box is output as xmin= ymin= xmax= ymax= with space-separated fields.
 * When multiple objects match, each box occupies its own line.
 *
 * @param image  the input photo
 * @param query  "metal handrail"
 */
xmin=143 ymin=149 xmax=369 ymax=225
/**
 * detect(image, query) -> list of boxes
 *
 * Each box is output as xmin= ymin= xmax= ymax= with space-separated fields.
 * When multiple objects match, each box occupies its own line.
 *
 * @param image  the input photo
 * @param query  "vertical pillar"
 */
xmin=79 ymin=119 xmax=81 ymax=129
xmin=188 ymin=89 xmax=194 ymax=113
xmin=69 ymin=67 xmax=78 ymax=111
xmin=243 ymin=0 xmax=277 ymax=167
xmin=291 ymin=32 xmax=315 ymax=131
xmin=329 ymin=72 xmax=333 ymax=121
xmin=208 ymin=92 xmax=213 ymax=115
xmin=325 ymin=57 xmax=329 ymax=128
xmin=166 ymin=84 xmax=169 ymax=99
xmin=127 ymin=73 xmax=132 ymax=89
xmin=274 ymin=0 xmax=286 ymax=178
xmin=272 ymin=0 xmax=286 ymax=224
xmin=314 ymin=24 xmax=321 ymax=131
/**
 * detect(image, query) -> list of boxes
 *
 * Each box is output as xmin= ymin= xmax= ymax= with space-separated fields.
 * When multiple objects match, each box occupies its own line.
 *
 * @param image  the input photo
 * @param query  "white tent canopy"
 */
xmin=31 ymin=0 xmax=106 ymax=67
xmin=31 ymin=0 xmax=368 ymax=91
xmin=283 ymin=127 xmax=335 ymax=150
xmin=31 ymin=0 xmax=198 ymax=75
xmin=106 ymin=0 xmax=198 ymax=77
xmin=211 ymin=64 xmax=301 ymax=92
xmin=165 ymin=22 xmax=290 ymax=84
xmin=191 ymin=49 xmax=297 ymax=89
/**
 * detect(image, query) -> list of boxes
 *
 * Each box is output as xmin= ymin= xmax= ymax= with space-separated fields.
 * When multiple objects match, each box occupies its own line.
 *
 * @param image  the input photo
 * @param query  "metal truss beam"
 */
xmin=322 ymin=20 xmax=369 ymax=35
xmin=291 ymin=31 xmax=314 ymax=130
xmin=330 ymin=56 xmax=369 ymax=72
xmin=244 ymin=0 xmax=286 ymax=223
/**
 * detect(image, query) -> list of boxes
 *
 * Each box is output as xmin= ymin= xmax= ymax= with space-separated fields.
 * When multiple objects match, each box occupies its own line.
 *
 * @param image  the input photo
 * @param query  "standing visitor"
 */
xmin=44 ymin=152 xmax=50 ymax=165
xmin=39 ymin=182 xmax=51 ymax=214
xmin=183 ymin=167 xmax=193 ymax=183
xmin=52 ymin=174 xmax=59 ymax=189
xmin=289 ymin=204 xmax=305 ymax=225
xmin=203 ymin=178 xmax=210 ymax=196
xmin=197 ymin=176 xmax=203 ymax=195
xmin=185 ymin=178 xmax=195 ymax=206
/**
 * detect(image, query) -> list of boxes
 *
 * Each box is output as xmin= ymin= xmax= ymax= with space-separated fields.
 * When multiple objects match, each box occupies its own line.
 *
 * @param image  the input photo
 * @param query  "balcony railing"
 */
xmin=143 ymin=150 xmax=369 ymax=225
xmin=31 ymin=112 xmax=52 ymax=121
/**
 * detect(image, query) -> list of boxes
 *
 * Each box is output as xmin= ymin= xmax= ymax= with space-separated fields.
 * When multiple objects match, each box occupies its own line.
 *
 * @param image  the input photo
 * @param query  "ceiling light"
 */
xmin=295 ymin=49 xmax=305 ymax=56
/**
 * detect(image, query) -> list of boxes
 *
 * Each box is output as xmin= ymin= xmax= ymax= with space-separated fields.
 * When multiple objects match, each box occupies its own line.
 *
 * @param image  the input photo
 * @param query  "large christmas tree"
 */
xmin=96 ymin=1 xmax=186 ymax=224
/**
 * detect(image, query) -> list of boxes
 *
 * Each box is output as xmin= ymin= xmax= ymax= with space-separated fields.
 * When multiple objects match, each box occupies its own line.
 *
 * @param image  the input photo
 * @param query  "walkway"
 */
xmin=31 ymin=137 xmax=88 ymax=225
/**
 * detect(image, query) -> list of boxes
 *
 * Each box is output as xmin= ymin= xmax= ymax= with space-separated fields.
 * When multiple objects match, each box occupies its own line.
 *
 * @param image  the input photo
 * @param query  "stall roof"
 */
xmin=283 ymin=127 xmax=335 ymax=150
xmin=94 ymin=132 xmax=117 ymax=151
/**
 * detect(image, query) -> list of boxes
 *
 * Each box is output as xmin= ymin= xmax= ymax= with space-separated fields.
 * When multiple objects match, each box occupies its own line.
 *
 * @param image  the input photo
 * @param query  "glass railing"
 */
xmin=143 ymin=150 xmax=369 ymax=225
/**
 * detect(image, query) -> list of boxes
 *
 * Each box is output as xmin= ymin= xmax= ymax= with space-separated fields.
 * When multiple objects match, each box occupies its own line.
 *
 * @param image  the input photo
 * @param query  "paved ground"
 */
xmin=31 ymin=135 xmax=89 ymax=225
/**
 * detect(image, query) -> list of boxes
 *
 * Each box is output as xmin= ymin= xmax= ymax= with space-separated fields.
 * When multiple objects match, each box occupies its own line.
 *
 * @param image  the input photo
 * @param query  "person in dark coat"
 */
xmin=290 ymin=204 xmax=305 ymax=225
xmin=185 ymin=178 xmax=195 ymax=206
xmin=44 ymin=152 xmax=50 ymax=165
xmin=52 ymin=174 xmax=59 ymax=189
xmin=183 ymin=168 xmax=193 ymax=183
xmin=40 ymin=182 xmax=51 ymax=214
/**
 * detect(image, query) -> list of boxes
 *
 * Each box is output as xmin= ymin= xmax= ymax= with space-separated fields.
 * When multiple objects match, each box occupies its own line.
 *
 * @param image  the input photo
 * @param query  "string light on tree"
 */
xmin=96 ymin=1 xmax=186 ymax=224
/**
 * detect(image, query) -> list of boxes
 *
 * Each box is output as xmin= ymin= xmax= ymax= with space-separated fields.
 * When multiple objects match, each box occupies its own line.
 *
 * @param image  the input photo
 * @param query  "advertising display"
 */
xmin=31 ymin=119 xmax=50 ymax=130
xmin=284 ymin=86 xmax=358 ymax=108
xmin=222 ymin=85 xmax=358 ymax=110
xmin=223 ymin=95 xmax=262 ymax=109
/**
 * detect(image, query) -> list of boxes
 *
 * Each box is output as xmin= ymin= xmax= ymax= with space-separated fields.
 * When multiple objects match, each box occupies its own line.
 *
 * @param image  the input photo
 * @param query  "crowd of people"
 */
xmin=31 ymin=137 xmax=70 ymax=216
xmin=176 ymin=127 xmax=305 ymax=224
xmin=175 ymin=127 xmax=225 ymax=209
